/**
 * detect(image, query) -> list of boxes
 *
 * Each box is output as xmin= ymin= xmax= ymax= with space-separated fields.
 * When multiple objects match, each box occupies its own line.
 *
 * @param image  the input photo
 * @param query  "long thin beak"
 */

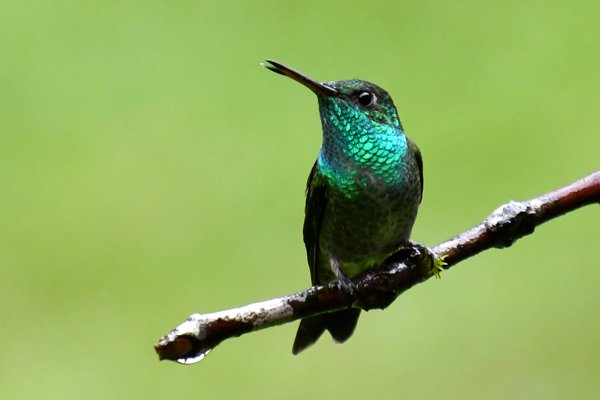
xmin=263 ymin=60 xmax=337 ymax=97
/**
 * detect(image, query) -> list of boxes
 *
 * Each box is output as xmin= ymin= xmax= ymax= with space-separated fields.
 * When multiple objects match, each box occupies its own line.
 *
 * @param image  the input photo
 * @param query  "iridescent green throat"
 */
xmin=316 ymin=94 xmax=408 ymax=199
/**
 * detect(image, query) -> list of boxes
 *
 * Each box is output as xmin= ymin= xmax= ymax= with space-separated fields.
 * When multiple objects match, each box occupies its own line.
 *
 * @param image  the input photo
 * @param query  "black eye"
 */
xmin=357 ymin=91 xmax=374 ymax=107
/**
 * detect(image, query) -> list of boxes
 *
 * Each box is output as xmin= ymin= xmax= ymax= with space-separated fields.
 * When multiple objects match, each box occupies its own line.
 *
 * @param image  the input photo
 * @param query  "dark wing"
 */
xmin=302 ymin=161 xmax=328 ymax=285
xmin=407 ymin=137 xmax=424 ymax=202
xmin=295 ymin=161 xmax=361 ymax=355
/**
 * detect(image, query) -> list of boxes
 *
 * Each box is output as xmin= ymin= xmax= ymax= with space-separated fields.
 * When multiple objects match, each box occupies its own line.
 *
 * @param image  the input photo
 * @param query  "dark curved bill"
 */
xmin=263 ymin=59 xmax=337 ymax=97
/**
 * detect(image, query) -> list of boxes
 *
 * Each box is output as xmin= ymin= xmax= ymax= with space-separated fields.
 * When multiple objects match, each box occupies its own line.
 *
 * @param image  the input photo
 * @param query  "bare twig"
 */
xmin=154 ymin=171 xmax=600 ymax=363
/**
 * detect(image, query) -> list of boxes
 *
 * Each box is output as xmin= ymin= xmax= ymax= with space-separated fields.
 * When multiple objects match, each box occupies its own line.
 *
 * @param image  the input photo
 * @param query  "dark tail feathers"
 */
xmin=292 ymin=308 xmax=361 ymax=355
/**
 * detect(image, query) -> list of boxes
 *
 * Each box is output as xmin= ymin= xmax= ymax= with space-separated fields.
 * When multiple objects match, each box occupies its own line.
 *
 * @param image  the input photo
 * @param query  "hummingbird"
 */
xmin=264 ymin=60 xmax=423 ymax=354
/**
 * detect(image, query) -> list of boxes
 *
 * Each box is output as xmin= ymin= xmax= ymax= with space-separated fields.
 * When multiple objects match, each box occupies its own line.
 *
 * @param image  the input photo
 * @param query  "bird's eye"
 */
xmin=357 ymin=91 xmax=375 ymax=107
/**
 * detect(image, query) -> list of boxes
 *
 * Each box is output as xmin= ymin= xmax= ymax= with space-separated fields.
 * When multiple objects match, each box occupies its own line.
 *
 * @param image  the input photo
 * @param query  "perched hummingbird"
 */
xmin=264 ymin=60 xmax=423 ymax=354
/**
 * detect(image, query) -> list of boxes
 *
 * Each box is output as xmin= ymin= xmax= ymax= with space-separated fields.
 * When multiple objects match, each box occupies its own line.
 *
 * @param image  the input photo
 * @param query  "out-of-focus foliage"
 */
xmin=1 ymin=1 xmax=598 ymax=399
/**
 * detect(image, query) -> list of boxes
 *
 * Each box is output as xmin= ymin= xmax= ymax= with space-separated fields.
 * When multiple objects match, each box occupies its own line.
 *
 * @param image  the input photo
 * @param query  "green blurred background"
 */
xmin=1 ymin=1 xmax=599 ymax=399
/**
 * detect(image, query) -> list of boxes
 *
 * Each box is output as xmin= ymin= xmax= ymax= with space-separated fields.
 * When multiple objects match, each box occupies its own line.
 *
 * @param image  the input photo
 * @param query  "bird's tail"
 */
xmin=292 ymin=308 xmax=361 ymax=355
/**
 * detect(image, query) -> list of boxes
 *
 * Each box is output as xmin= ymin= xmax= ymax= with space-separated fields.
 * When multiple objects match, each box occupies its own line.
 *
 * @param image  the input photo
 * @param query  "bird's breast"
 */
xmin=316 ymin=157 xmax=421 ymax=278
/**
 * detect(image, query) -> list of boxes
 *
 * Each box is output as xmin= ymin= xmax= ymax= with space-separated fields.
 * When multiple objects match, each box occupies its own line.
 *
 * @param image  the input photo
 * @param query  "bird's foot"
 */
xmin=403 ymin=241 xmax=446 ymax=279
xmin=336 ymin=274 xmax=358 ymax=295
xmin=331 ymin=258 xmax=358 ymax=295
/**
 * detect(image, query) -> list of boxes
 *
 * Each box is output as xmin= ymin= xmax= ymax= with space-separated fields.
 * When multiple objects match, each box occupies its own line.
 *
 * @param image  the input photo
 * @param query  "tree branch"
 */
xmin=154 ymin=171 xmax=600 ymax=363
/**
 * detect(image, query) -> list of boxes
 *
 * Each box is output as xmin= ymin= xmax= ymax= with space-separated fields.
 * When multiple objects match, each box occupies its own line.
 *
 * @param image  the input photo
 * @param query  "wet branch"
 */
xmin=155 ymin=171 xmax=600 ymax=363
